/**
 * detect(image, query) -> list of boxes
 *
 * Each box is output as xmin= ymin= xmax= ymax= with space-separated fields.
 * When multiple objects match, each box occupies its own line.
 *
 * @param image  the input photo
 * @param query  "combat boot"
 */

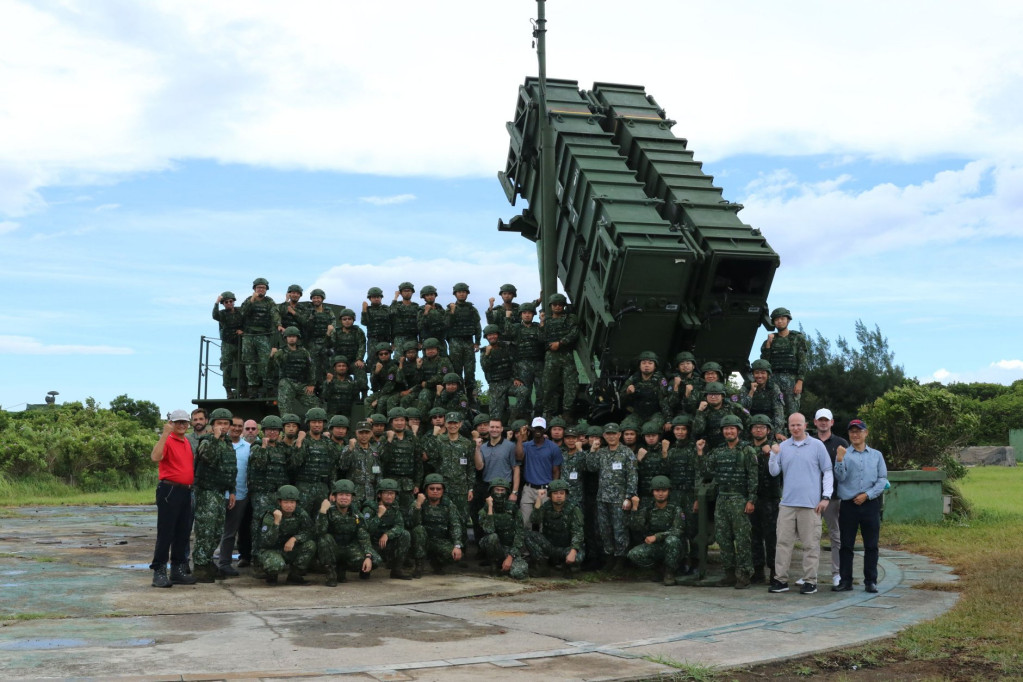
xmin=431 ymin=559 xmax=446 ymax=575
xmin=251 ymin=561 xmax=267 ymax=579
xmin=734 ymin=574 xmax=752 ymax=589
xmin=286 ymin=570 xmax=309 ymax=585
xmin=324 ymin=566 xmax=338 ymax=587
xmin=171 ymin=563 xmax=197 ymax=585
xmin=152 ymin=566 xmax=172 ymax=588
xmin=209 ymin=562 xmax=226 ymax=580
xmin=751 ymin=565 xmax=766 ymax=584
xmin=663 ymin=569 xmax=676 ymax=587
xmin=683 ymin=558 xmax=699 ymax=576
xmin=611 ymin=556 xmax=627 ymax=575
xmin=192 ymin=563 xmax=216 ymax=583
xmin=536 ymin=561 xmax=551 ymax=578
xmin=389 ymin=567 xmax=412 ymax=580
xmin=412 ymin=559 xmax=424 ymax=579
xmin=715 ymin=570 xmax=737 ymax=587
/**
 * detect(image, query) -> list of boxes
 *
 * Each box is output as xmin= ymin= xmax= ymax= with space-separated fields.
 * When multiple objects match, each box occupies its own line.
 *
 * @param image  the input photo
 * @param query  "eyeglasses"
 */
xmin=243 ymin=427 xmax=258 ymax=431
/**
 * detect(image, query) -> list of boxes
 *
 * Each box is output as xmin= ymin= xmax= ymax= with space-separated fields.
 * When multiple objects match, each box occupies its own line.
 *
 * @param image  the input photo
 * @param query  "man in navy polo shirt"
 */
xmin=833 ymin=419 xmax=888 ymax=593
xmin=515 ymin=417 xmax=563 ymax=527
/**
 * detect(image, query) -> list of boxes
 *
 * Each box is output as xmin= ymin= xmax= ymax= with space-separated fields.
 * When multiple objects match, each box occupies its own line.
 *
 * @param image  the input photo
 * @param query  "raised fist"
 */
xmin=319 ymin=499 xmax=331 ymax=514
xmin=272 ymin=509 xmax=283 ymax=524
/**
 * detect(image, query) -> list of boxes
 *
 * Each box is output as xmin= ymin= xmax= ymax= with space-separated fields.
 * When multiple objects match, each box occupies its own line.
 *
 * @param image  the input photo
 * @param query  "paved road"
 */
xmin=0 ymin=506 xmax=959 ymax=681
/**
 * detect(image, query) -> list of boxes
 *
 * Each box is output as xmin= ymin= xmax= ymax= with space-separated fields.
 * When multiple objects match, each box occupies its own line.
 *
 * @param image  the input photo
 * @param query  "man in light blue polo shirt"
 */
xmin=217 ymin=416 xmax=251 ymax=577
xmin=833 ymin=419 xmax=888 ymax=593
xmin=768 ymin=412 xmax=833 ymax=595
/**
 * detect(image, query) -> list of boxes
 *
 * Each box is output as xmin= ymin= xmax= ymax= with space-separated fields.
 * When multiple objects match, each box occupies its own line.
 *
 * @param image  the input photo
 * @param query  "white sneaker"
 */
xmin=832 ymin=574 xmax=842 ymax=587
xmin=795 ymin=578 xmax=805 ymax=585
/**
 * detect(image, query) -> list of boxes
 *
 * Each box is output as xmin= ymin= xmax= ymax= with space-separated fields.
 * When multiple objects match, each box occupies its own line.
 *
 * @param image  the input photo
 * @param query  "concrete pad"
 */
xmin=0 ymin=506 xmax=959 ymax=680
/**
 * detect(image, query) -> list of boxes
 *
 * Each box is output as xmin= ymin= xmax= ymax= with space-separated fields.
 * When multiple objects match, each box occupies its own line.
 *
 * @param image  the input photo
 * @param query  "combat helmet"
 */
xmin=548 ymin=479 xmax=570 ymax=493
xmin=548 ymin=293 xmax=567 ymax=306
xmin=367 ymin=287 xmax=384 ymax=298
xmin=703 ymin=381 xmax=727 ymax=395
xmin=277 ymin=484 xmax=300 ymax=501
xmin=720 ymin=414 xmax=744 ymax=429
xmin=305 ymin=407 xmax=328 ymax=422
xmin=443 ymin=372 xmax=461 ymax=384
xmin=499 ymin=283 xmax=517 ymax=295
xmin=220 ymin=291 xmax=236 ymax=301
xmin=260 ymin=415 xmax=283 ymax=430
xmin=374 ymin=342 xmax=392 ymax=355
xmin=287 ymin=284 xmax=303 ymax=294
xmin=387 ymin=407 xmax=407 ymax=421
xmin=452 ymin=282 xmax=470 ymax=293
xmin=674 ymin=351 xmax=696 ymax=364
xmin=637 ymin=350 xmax=659 ymax=366
xmin=641 ymin=421 xmax=661 ymax=436
xmin=328 ymin=415 xmax=350 ymax=428
xmin=397 ymin=281 xmax=415 ymax=293
xmin=252 ymin=277 xmax=269 ymax=289
xmin=377 ymin=478 xmax=400 ymax=493
xmin=339 ymin=308 xmax=356 ymax=319
xmin=309 ymin=288 xmax=325 ymax=299
xmin=281 ymin=413 xmax=301 ymax=425
xmin=701 ymin=361 xmax=724 ymax=380
xmin=770 ymin=307 xmax=792 ymax=320
xmin=423 ymin=473 xmax=445 ymax=487
xmin=751 ymin=359 xmax=772 ymax=374
xmin=209 ymin=407 xmax=232 ymax=421
xmin=283 ymin=326 xmax=302 ymax=337
xmin=650 ymin=475 xmax=672 ymax=491
xmin=405 ymin=407 xmax=422 ymax=420
xmin=331 ymin=479 xmax=356 ymax=495
xmin=483 ymin=324 xmax=500 ymax=336
xmin=671 ymin=414 xmax=693 ymax=427
xmin=422 ymin=337 xmax=442 ymax=349
xmin=749 ymin=414 xmax=774 ymax=428
xmin=420 ymin=285 xmax=438 ymax=297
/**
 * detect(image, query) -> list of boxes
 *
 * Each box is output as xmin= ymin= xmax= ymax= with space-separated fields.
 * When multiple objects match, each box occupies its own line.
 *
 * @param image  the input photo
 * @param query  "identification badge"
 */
xmin=372 ymin=465 xmax=381 ymax=474
xmin=569 ymin=472 xmax=578 ymax=480
xmin=459 ymin=458 xmax=468 ymax=465
xmin=612 ymin=462 xmax=623 ymax=471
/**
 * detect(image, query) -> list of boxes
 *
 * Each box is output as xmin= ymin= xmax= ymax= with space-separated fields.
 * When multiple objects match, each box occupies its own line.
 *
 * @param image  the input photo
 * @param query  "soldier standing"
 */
xmin=258 ymin=485 xmax=316 ymax=585
xmin=304 ymin=288 xmax=335 ymax=385
xmin=627 ymin=476 xmax=685 ymax=585
xmin=446 ymin=282 xmax=481 ymax=403
xmin=693 ymin=382 xmax=750 ymax=450
xmin=269 ymin=327 xmax=320 ymax=421
xmin=212 ymin=292 xmax=245 ymax=397
xmin=275 ymin=285 xmax=308 ymax=351
xmin=192 ymin=408 xmax=237 ymax=582
xmin=418 ymin=285 xmax=447 ymax=352
xmin=667 ymin=352 xmax=700 ymax=417
xmin=636 ymin=422 xmax=669 ymax=508
xmin=334 ymin=308 xmax=368 ymax=387
xmin=760 ymin=307 xmax=808 ymax=416
xmin=290 ymin=407 xmax=340 ymax=519
xmin=340 ymin=420 xmax=382 ymax=508
xmin=748 ymin=414 xmax=782 ymax=584
xmin=361 ymin=287 xmax=392 ymax=355
xmin=416 ymin=338 xmax=452 ymax=413
xmin=697 ymin=414 xmax=758 ymax=588
xmin=425 ymin=413 xmax=475 ymax=544
xmin=239 ymin=277 xmax=280 ymax=398
xmin=390 ymin=282 xmax=421 ymax=351
xmin=742 ymin=359 xmax=786 ymax=438
xmin=379 ymin=412 xmax=424 ymax=526
xmin=478 ymin=478 xmax=528 ymax=579
xmin=665 ymin=415 xmax=700 ymax=574
xmin=486 ymin=283 xmax=521 ymax=325
xmin=480 ymin=324 xmax=515 ymax=423
xmin=365 ymin=343 xmax=400 ymax=415
xmin=247 ymin=415 xmax=293 ymax=579
xmin=541 ymin=293 xmax=579 ymax=421
xmin=322 ymin=356 xmax=365 ymax=423
xmin=316 ymin=479 xmax=375 ymax=585
xmin=584 ymin=423 xmax=639 ymax=573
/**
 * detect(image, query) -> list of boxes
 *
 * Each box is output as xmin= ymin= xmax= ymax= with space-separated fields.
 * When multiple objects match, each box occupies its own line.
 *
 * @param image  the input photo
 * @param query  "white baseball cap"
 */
xmin=531 ymin=417 xmax=547 ymax=430
xmin=814 ymin=408 xmax=834 ymax=420
xmin=169 ymin=409 xmax=190 ymax=422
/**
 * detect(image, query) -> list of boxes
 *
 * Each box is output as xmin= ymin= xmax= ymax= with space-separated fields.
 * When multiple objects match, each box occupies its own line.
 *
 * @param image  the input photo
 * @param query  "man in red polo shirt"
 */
xmin=150 ymin=409 xmax=198 ymax=587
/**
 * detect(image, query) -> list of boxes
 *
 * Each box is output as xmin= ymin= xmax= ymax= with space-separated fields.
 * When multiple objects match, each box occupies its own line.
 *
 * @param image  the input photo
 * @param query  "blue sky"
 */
xmin=2 ymin=1 xmax=1022 ymax=414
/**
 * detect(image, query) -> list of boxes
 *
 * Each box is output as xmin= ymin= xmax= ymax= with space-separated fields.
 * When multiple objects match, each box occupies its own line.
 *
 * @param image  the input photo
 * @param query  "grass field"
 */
xmin=0 ymin=471 xmax=158 ymax=508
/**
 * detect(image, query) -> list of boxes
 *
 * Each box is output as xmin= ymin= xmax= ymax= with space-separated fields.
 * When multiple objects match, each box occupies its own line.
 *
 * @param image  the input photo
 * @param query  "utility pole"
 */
xmin=534 ymin=0 xmax=558 ymax=308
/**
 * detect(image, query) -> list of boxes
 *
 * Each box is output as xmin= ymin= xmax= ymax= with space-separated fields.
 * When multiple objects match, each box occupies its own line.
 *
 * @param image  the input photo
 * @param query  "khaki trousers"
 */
xmin=774 ymin=504 xmax=823 ymax=583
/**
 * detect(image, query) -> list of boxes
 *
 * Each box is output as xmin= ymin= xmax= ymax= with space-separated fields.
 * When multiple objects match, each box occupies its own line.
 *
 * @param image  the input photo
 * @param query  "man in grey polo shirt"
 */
xmin=768 ymin=413 xmax=833 ymax=595
xmin=472 ymin=417 xmax=521 ymax=544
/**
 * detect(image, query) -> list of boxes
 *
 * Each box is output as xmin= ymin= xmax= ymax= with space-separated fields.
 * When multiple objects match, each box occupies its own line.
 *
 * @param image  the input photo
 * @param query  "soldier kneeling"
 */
xmin=317 ymin=479 xmax=376 ymax=585
xmin=410 ymin=474 xmax=464 ymax=577
xmin=362 ymin=478 xmax=412 ymax=580
xmin=627 ymin=476 xmax=686 ymax=586
xmin=525 ymin=479 xmax=585 ymax=578
xmin=478 ymin=478 xmax=528 ymax=579
xmin=259 ymin=485 xmax=317 ymax=585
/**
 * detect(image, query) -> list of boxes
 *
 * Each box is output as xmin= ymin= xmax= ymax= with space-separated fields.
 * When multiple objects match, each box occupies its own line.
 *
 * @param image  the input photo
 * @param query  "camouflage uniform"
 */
xmin=304 ymin=306 xmax=336 ymax=385
xmin=275 ymin=298 xmax=308 ymax=349
xmin=704 ymin=441 xmax=758 ymax=581
xmin=667 ymin=372 xmax=701 ymax=417
xmin=270 ymin=346 xmax=320 ymax=421
xmin=362 ymin=498 xmax=411 ymax=570
xmin=504 ymin=315 xmax=545 ymax=420
xmin=541 ymin=311 xmax=579 ymax=418
xmin=361 ymin=302 xmax=392 ymax=355
xmin=480 ymin=338 xmax=515 ymax=423
xmin=478 ymin=496 xmax=528 ymax=579
xmin=394 ymin=352 xmax=424 ymax=409
xmin=316 ymin=505 xmax=377 ymax=574
xmin=434 ymin=387 xmax=470 ymax=424
xmin=418 ymin=303 xmax=448 ymax=351
xmin=247 ymin=442 xmax=293 ymax=569
xmin=750 ymin=439 xmax=782 ymax=578
xmin=333 ymin=324 xmax=368 ymax=386
xmin=379 ymin=433 xmax=425 ymax=523
xmin=291 ymin=436 xmax=340 ymax=518
xmin=636 ymin=448 xmax=670 ymax=506
xmin=693 ymin=402 xmax=750 ymax=450
xmin=584 ymin=444 xmax=639 ymax=559
xmin=621 ymin=372 xmax=671 ymax=425
xmin=212 ymin=299 xmax=245 ymax=396
xmin=193 ymin=434 xmax=238 ymax=569
xmin=627 ymin=501 xmax=686 ymax=572
xmin=447 ymin=300 xmax=481 ymax=392
xmin=240 ymin=294 xmax=281 ymax=395
xmin=417 ymin=351 xmax=453 ymax=413
xmin=321 ymin=371 xmax=365 ymax=423
xmin=525 ymin=500 xmax=586 ymax=567
xmin=365 ymin=354 xmax=400 ymax=415
xmin=425 ymin=435 xmax=475 ymax=537
xmin=258 ymin=507 xmax=316 ymax=576
xmin=559 ymin=449 xmax=587 ymax=503
xmin=760 ymin=330 xmax=808 ymax=416
xmin=666 ymin=439 xmax=700 ymax=562
xmin=741 ymin=381 xmax=786 ymax=436
xmin=410 ymin=496 xmax=463 ymax=568
xmin=340 ymin=441 xmax=383 ymax=508
xmin=390 ymin=300 xmax=421 ymax=351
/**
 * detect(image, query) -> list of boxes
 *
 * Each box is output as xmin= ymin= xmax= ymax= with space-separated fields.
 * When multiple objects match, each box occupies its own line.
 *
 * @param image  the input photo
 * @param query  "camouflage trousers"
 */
xmin=295 ymin=481 xmax=329 ymax=520
xmin=511 ymin=359 xmax=543 ymax=419
xmin=542 ymin=351 xmax=578 ymax=417
xmin=486 ymin=379 xmax=511 ymax=424
xmin=773 ymin=373 xmax=801 ymax=420
xmin=448 ymin=488 xmax=471 ymax=546
xmin=392 ymin=335 xmax=417 ymax=352
xmin=365 ymin=392 xmax=398 ymax=416
xmin=477 ymin=533 xmax=528 ymax=579
xmin=750 ymin=497 xmax=780 ymax=572
xmin=220 ymin=341 xmax=243 ymax=396
xmin=627 ymin=535 xmax=685 ymax=571
xmin=192 ymin=488 xmax=227 ymax=566
xmin=447 ymin=338 xmax=477 ymax=394
xmin=278 ymin=378 xmax=321 ymax=422
xmin=415 ymin=388 xmax=436 ymax=415
xmin=317 ymin=535 xmax=381 ymax=572
xmin=259 ymin=539 xmax=316 ymax=575
xmin=524 ymin=531 xmax=585 ymax=566
xmin=670 ymin=492 xmax=700 ymax=560
xmin=306 ymin=342 xmax=330 ymax=386
xmin=242 ymin=334 xmax=273 ymax=389
xmin=411 ymin=527 xmax=456 ymax=565
xmin=715 ymin=494 xmax=753 ymax=579
xmin=596 ymin=502 xmax=630 ymax=557
xmin=249 ymin=492 xmax=277 ymax=565
xmin=373 ymin=529 xmax=411 ymax=568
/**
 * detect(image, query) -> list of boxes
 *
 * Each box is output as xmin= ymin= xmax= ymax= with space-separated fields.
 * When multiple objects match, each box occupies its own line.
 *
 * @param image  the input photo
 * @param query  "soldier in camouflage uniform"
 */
xmin=760 ymin=307 xmax=808 ymax=417
xmin=361 ymin=287 xmax=392 ymax=355
xmin=339 ymin=420 xmax=382 ymax=507
xmin=416 ymin=338 xmax=452 ymax=413
xmin=328 ymin=415 xmax=351 ymax=450
xmin=486 ymin=283 xmax=521 ymax=326
xmin=748 ymin=414 xmax=782 ymax=583
xmin=362 ymin=478 xmax=412 ymax=579
xmin=290 ymin=407 xmax=340 ymax=519
xmin=434 ymin=372 xmax=470 ymax=424
xmin=665 ymin=415 xmax=700 ymax=573
xmin=409 ymin=473 xmax=464 ymax=576
xmin=541 ymin=294 xmax=579 ymax=420
xmin=280 ymin=413 xmax=303 ymax=448
xmin=275 ymin=284 xmax=308 ymax=351
xmin=316 ymin=479 xmax=376 ymax=585
xmin=303 ymin=288 xmax=336 ymax=385
xmin=478 ymin=478 xmax=528 ymax=579
xmin=192 ymin=408 xmax=238 ymax=582
xmin=379 ymin=411 xmax=425 ymax=526
xmin=269 ymin=327 xmax=320 ymax=421
xmin=742 ymin=359 xmax=786 ymax=437
xmin=693 ymin=382 xmax=750 ymax=450
xmin=334 ymin=308 xmax=368 ymax=388
xmin=627 ymin=476 xmax=686 ymax=585
xmin=389 ymin=282 xmax=421 ymax=351
xmin=505 ymin=303 xmax=544 ymax=421
xmin=636 ymin=422 xmax=670 ymax=508
xmin=418 ymin=285 xmax=448 ymax=352
xmin=212 ymin=291 xmax=245 ymax=397
xmin=425 ymin=412 xmax=475 ymax=544
xmin=667 ymin=351 xmax=700 ymax=417
xmin=365 ymin=343 xmax=400 ymax=415
xmin=558 ymin=427 xmax=600 ymax=567
xmin=322 ymin=356 xmax=365 ymax=423
xmin=525 ymin=479 xmax=585 ymax=577
xmin=697 ymin=414 xmax=758 ymax=588
xmin=394 ymin=341 xmax=423 ymax=409
xmin=446 ymin=282 xmax=481 ymax=402
xmin=480 ymin=324 xmax=515 ymax=423
xmin=239 ymin=277 xmax=281 ymax=398
xmin=621 ymin=351 xmax=672 ymax=428
xmin=258 ymin=485 xmax=316 ymax=585
xmin=247 ymin=415 xmax=293 ymax=578
xmin=583 ymin=423 xmax=639 ymax=572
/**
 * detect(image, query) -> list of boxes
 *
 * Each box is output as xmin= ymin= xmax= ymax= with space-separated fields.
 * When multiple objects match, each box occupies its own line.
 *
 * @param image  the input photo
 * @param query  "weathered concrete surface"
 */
xmin=0 ymin=506 xmax=959 ymax=681
xmin=957 ymin=446 xmax=1016 ymax=466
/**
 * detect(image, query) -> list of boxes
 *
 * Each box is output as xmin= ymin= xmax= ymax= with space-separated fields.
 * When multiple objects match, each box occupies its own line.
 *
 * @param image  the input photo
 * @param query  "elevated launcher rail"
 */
xmin=499 ymin=79 xmax=779 ymax=389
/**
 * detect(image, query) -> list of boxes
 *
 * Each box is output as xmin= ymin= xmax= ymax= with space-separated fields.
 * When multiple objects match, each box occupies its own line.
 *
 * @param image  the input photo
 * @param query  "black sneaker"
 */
xmin=865 ymin=582 xmax=878 ymax=593
xmin=768 ymin=579 xmax=789 ymax=593
xmin=800 ymin=582 xmax=818 ymax=594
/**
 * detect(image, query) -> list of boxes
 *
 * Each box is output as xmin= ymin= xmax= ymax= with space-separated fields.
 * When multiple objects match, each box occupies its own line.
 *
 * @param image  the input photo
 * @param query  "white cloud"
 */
xmin=0 ymin=335 xmax=133 ymax=355
xmin=0 ymin=221 xmax=19 ymax=235
xmin=359 ymin=194 xmax=416 ymax=206
xmin=94 ymin=203 xmax=120 ymax=212
xmin=992 ymin=359 xmax=1023 ymax=371
xmin=2 ymin=1 xmax=1023 ymax=216
xmin=932 ymin=368 xmax=952 ymax=381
